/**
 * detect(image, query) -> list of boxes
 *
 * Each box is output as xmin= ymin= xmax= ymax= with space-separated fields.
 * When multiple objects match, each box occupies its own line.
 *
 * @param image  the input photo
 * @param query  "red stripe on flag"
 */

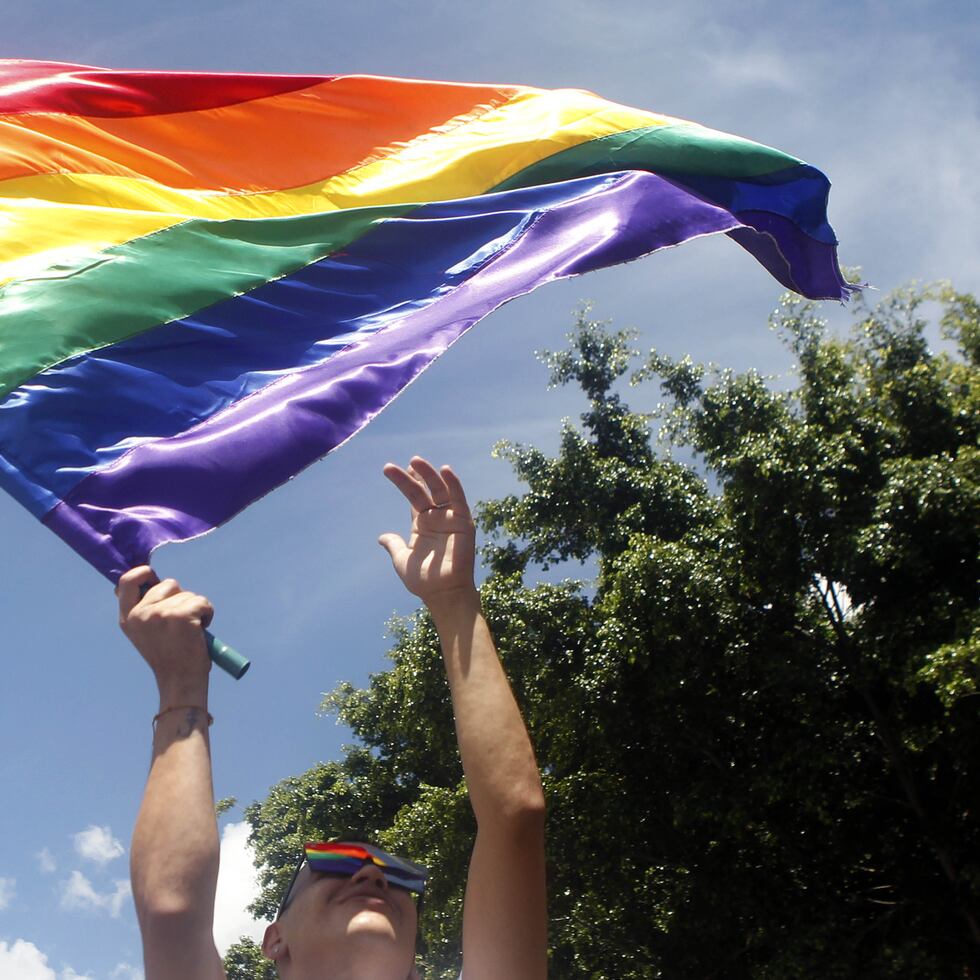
xmin=0 ymin=59 xmax=329 ymax=117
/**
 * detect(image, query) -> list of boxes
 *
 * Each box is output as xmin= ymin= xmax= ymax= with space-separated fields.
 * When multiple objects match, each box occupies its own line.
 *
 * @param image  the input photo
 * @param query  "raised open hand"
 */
xmin=379 ymin=456 xmax=476 ymax=606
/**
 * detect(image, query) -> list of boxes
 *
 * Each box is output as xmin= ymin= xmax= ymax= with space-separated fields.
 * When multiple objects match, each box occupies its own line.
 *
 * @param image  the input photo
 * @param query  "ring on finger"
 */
xmin=424 ymin=501 xmax=451 ymax=511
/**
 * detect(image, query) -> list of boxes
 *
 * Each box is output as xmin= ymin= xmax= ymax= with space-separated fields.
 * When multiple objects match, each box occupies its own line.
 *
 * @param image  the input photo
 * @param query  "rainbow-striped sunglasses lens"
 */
xmin=304 ymin=842 xmax=428 ymax=894
xmin=277 ymin=840 xmax=428 ymax=918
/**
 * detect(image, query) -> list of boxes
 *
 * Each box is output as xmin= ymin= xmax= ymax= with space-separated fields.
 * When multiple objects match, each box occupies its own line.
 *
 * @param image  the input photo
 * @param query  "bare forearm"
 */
xmin=131 ymin=696 xmax=219 ymax=927
xmin=380 ymin=460 xmax=547 ymax=975
xmin=427 ymin=588 xmax=545 ymax=827
xmin=117 ymin=569 xmax=224 ymax=978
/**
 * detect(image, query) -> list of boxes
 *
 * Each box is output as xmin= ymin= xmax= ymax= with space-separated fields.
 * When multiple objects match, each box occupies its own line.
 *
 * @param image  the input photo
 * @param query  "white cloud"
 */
xmin=698 ymin=44 xmax=801 ymax=93
xmin=110 ymin=965 xmax=144 ymax=980
xmin=72 ymin=826 xmax=125 ymax=866
xmin=212 ymin=821 xmax=269 ymax=955
xmin=0 ymin=942 xmax=89 ymax=980
xmin=59 ymin=870 xmax=132 ymax=918
xmin=60 ymin=871 xmax=101 ymax=914
xmin=0 ymin=876 xmax=15 ymax=910
xmin=0 ymin=940 xmax=55 ymax=980
xmin=105 ymin=880 xmax=133 ymax=918
xmin=37 ymin=849 xmax=57 ymax=874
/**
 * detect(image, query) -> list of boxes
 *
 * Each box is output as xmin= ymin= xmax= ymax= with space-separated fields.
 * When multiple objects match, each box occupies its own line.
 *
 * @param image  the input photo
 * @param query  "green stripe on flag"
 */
xmin=494 ymin=122 xmax=800 ymax=192
xmin=0 ymin=202 xmax=414 ymax=398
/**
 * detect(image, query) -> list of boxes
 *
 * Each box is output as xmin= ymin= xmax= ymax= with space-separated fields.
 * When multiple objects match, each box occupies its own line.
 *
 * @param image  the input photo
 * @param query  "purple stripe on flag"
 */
xmin=728 ymin=210 xmax=855 ymax=301
xmin=43 ymin=170 xmax=768 ymax=580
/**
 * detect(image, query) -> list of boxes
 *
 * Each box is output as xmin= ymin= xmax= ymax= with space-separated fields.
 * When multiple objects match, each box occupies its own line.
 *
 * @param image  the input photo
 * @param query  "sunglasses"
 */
xmin=277 ymin=840 xmax=428 ymax=918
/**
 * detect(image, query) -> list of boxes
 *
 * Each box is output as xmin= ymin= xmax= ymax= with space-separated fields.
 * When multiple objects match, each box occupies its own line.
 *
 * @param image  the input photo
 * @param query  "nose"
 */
xmin=350 ymin=861 xmax=388 ymax=890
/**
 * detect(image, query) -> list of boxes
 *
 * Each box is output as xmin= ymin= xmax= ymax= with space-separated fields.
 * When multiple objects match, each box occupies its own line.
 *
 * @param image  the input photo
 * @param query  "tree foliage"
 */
xmin=231 ymin=283 xmax=979 ymax=978
xmin=223 ymin=937 xmax=277 ymax=980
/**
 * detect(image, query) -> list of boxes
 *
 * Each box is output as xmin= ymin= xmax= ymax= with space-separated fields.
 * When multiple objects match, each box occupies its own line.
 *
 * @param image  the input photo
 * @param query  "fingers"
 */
xmin=117 ymin=566 xmax=213 ymax=628
xmin=171 ymin=592 xmax=215 ymax=630
xmin=117 ymin=565 xmax=158 ymax=618
xmin=408 ymin=456 xmax=451 ymax=506
xmin=383 ymin=457 xmax=468 ymax=514
xmin=383 ymin=463 xmax=431 ymax=514
xmin=142 ymin=577 xmax=182 ymax=605
xmin=440 ymin=465 xmax=471 ymax=516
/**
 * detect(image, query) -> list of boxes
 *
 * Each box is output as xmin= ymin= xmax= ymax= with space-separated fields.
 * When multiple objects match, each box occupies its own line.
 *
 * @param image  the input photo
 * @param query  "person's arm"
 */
xmin=380 ymin=458 xmax=548 ymax=980
xmin=118 ymin=566 xmax=225 ymax=980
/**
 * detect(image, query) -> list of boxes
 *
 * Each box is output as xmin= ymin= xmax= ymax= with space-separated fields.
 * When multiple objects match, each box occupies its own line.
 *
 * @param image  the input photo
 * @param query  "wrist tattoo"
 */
xmin=176 ymin=707 xmax=202 ymax=738
xmin=153 ymin=704 xmax=213 ymax=735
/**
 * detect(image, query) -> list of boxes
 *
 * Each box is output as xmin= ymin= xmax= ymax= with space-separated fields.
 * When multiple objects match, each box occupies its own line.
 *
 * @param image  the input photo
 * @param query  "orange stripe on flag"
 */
xmin=0 ymin=75 xmax=520 ymax=191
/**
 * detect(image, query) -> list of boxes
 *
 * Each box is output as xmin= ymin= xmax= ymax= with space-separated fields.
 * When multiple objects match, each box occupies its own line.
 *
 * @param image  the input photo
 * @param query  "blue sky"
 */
xmin=1 ymin=1 xmax=978 ymax=977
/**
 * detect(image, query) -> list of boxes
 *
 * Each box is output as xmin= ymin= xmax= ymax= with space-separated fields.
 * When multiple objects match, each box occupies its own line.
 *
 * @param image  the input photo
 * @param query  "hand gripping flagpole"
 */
xmin=139 ymin=583 xmax=250 ymax=680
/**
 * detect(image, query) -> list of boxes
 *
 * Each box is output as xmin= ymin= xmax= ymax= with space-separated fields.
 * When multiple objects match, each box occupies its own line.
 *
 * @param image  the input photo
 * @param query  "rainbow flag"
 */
xmin=0 ymin=60 xmax=853 ymax=581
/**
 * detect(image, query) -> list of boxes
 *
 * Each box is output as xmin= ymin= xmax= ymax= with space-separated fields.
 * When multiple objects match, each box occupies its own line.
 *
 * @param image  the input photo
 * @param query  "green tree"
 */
xmin=223 ymin=936 xmax=277 ymax=980
xmin=239 ymin=284 xmax=979 ymax=978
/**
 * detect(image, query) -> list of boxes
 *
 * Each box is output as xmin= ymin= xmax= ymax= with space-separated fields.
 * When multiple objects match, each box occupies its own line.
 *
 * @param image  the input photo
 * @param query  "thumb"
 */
xmin=377 ymin=533 xmax=407 ymax=561
xmin=116 ymin=565 xmax=158 ymax=619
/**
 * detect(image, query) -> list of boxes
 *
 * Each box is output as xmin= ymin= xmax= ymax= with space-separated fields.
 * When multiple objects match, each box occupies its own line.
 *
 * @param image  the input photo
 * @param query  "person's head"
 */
xmin=262 ymin=841 xmax=426 ymax=980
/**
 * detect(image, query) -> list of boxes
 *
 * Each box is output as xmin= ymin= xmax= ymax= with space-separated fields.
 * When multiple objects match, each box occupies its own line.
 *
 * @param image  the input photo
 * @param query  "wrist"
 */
xmin=155 ymin=675 xmax=209 ymax=712
xmin=425 ymin=586 xmax=482 ymax=627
